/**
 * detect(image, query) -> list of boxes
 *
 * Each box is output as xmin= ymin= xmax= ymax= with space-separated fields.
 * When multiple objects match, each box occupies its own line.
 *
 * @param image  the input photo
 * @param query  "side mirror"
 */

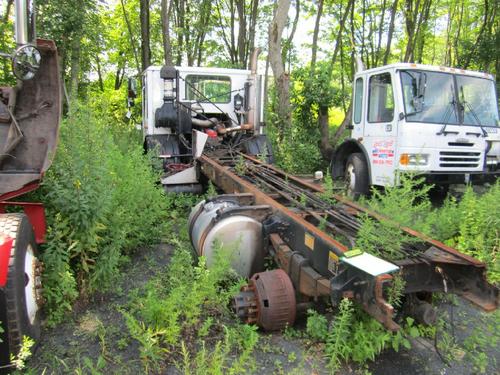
xmin=128 ymin=78 xmax=137 ymax=99
xmin=12 ymin=44 xmax=41 ymax=80
xmin=127 ymin=77 xmax=137 ymax=107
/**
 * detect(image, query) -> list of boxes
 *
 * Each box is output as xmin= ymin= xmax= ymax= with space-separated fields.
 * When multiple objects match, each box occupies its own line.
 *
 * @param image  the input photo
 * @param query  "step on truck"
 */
xmin=0 ymin=0 xmax=61 ymax=366
xmin=331 ymin=63 xmax=500 ymax=197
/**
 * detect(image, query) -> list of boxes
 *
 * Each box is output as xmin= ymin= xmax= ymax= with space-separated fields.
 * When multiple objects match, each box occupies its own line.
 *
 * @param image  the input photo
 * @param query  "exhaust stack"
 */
xmin=15 ymin=0 xmax=29 ymax=45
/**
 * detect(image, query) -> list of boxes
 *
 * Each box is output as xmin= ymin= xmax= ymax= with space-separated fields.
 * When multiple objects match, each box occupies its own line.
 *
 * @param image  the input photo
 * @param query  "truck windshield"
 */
xmin=401 ymin=70 xmax=499 ymax=127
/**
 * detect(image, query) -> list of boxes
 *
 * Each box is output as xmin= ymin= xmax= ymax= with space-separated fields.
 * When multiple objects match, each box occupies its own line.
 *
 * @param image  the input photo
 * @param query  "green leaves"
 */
xmin=40 ymin=103 xmax=167 ymax=324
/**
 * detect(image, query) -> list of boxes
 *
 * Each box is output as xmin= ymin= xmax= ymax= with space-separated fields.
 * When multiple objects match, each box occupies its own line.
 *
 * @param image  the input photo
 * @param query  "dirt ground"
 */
xmin=27 ymin=243 xmax=499 ymax=375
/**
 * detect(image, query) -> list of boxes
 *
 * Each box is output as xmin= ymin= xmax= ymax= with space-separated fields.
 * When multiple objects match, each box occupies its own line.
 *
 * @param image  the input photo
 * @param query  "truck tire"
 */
xmin=345 ymin=153 xmax=369 ymax=199
xmin=0 ymin=214 xmax=42 ymax=364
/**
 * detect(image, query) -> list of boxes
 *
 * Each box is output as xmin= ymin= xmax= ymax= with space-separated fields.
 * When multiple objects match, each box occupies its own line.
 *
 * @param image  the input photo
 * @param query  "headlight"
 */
xmin=399 ymin=153 xmax=429 ymax=166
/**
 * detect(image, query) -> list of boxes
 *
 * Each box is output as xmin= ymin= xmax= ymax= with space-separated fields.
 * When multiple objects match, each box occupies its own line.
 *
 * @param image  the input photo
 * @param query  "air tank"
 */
xmin=188 ymin=199 xmax=265 ymax=278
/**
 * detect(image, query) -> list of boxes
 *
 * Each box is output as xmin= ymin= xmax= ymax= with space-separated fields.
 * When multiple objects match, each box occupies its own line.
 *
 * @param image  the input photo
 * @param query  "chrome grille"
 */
xmin=439 ymin=151 xmax=481 ymax=168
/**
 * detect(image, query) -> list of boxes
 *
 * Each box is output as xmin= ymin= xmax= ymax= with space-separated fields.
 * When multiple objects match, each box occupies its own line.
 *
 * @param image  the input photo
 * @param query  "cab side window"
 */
xmin=368 ymin=73 xmax=394 ymax=123
xmin=353 ymin=78 xmax=363 ymax=124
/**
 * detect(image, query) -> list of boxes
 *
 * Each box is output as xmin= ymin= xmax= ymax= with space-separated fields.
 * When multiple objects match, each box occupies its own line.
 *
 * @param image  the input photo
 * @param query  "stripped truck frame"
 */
xmin=189 ymin=150 xmax=498 ymax=331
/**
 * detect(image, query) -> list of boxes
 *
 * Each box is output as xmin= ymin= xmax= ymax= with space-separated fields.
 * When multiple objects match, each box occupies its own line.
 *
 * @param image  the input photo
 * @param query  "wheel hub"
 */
xmin=346 ymin=163 xmax=356 ymax=193
xmin=233 ymin=269 xmax=296 ymax=331
xmin=24 ymin=246 xmax=44 ymax=325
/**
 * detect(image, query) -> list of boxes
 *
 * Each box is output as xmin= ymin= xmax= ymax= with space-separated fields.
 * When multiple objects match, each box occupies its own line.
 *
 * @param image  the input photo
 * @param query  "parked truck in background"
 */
xmin=139 ymin=53 xmax=271 ymax=193
xmin=331 ymin=63 xmax=500 ymax=197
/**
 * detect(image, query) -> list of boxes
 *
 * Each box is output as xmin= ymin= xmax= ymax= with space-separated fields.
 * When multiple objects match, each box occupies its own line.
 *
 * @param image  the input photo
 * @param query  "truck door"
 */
xmin=363 ymin=71 xmax=398 ymax=186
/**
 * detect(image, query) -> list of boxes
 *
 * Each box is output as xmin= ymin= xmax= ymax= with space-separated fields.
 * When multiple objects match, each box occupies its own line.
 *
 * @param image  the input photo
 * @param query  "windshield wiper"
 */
xmin=459 ymin=86 xmax=488 ymax=137
xmin=436 ymin=84 xmax=459 ymax=136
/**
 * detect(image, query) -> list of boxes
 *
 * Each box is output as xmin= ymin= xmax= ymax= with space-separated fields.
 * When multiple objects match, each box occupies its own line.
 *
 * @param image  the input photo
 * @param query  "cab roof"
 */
xmin=356 ymin=63 xmax=495 ymax=81
xmin=144 ymin=66 xmax=251 ymax=76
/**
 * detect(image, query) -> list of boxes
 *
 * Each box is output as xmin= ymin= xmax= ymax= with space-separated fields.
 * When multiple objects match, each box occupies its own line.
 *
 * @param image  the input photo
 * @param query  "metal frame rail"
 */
xmin=199 ymin=151 xmax=498 ymax=330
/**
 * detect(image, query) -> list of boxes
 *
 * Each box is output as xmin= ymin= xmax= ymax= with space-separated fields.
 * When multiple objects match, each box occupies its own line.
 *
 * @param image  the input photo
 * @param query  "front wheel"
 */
xmin=345 ymin=153 xmax=369 ymax=199
xmin=0 ymin=214 xmax=42 ymax=364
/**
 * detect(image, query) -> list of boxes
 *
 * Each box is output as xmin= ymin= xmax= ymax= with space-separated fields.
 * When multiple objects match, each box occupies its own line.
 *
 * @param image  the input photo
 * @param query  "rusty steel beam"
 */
xmin=199 ymin=155 xmax=348 ymax=257
xmin=269 ymin=233 xmax=330 ymax=298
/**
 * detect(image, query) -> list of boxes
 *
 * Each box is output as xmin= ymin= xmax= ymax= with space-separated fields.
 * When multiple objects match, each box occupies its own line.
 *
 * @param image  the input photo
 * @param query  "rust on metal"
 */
xmin=252 ymin=269 xmax=296 ymax=331
xmin=233 ymin=269 xmax=297 ymax=331
xmin=270 ymin=233 xmax=330 ymax=298
xmin=201 ymin=149 xmax=498 ymax=329
xmin=0 ymin=39 xmax=61 ymax=196
xmin=199 ymin=155 xmax=348 ymax=256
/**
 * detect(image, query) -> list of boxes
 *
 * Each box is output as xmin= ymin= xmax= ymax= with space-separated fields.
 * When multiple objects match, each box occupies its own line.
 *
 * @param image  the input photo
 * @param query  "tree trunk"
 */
xmin=328 ymin=0 xmax=353 ymax=77
xmin=375 ymin=0 xmax=387 ymax=66
xmin=161 ymin=0 xmax=173 ymax=65
xmin=96 ymin=55 xmax=104 ymax=92
xmin=383 ymin=0 xmax=398 ymax=65
xmin=263 ymin=52 xmax=270 ymax=122
xmin=236 ymin=0 xmax=247 ymax=68
xmin=310 ymin=0 xmax=324 ymax=75
xmin=268 ymin=0 xmax=291 ymax=141
xmin=69 ymin=37 xmax=81 ymax=101
xmin=318 ymin=105 xmax=333 ymax=160
xmin=140 ymin=0 xmax=151 ymax=72
xmin=120 ymin=0 xmax=141 ymax=76
xmin=282 ymin=0 xmax=300 ymax=67
xmin=331 ymin=104 xmax=352 ymax=146
xmin=3 ymin=0 xmax=13 ymax=22
xmin=247 ymin=0 xmax=260 ymax=69
xmin=176 ymin=0 xmax=185 ymax=65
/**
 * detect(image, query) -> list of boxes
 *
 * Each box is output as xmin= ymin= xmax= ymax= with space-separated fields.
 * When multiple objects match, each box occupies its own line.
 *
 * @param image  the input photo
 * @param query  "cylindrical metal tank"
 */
xmin=188 ymin=199 xmax=265 ymax=278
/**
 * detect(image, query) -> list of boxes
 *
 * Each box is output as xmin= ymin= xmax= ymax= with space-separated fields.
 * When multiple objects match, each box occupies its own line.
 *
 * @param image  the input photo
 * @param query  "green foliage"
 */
xmin=325 ymin=298 xmax=354 ymax=373
xmin=306 ymin=309 xmax=328 ymax=341
xmin=363 ymin=174 xmax=434 ymax=232
xmin=358 ymin=176 xmax=500 ymax=282
xmin=234 ymin=155 xmax=248 ymax=176
xmin=124 ymin=231 xmax=253 ymax=373
xmin=308 ymin=300 xmax=421 ymax=374
xmin=356 ymin=214 xmax=418 ymax=260
xmin=10 ymin=336 xmax=35 ymax=371
xmin=452 ymin=185 xmax=500 ymax=282
xmin=462 ymin=311 xmax=500 ymax=373
xmin=39 ymin=104 xmax=167 ymax=324
xmin=179 ymin=324 xmax=259 ymax=375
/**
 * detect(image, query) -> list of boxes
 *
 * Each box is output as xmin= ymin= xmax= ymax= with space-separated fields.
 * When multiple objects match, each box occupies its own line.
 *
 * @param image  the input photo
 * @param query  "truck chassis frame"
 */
xmin=197 ymin=148 xmax=498 ymax=330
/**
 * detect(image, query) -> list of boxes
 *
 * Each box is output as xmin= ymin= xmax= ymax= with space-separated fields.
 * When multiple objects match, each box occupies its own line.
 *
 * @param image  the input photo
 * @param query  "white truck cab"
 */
xmin=331 ymin=63 xmax=500 ymax=196
xmin=139 ymin=63 xmax=268 ymax=193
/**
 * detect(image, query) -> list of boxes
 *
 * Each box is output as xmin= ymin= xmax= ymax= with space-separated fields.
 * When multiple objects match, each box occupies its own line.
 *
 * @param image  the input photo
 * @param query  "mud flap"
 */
xmin=241 ymin=135 xmax=274 ymax=164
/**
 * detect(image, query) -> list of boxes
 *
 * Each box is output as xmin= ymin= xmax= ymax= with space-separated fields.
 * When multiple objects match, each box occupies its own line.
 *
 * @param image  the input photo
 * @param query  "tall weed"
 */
xmin=124 ymin=233 xmax=255 ymax=373
xmin=357 ymin=177 xmax=499 ymax=282
xmin=39 ymin=104 xmax=167 ymax=324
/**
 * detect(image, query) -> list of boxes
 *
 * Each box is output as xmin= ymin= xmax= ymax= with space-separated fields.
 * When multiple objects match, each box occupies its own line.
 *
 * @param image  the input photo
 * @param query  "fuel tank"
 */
xmin=188 ymin=198 xmax=265 ymax=278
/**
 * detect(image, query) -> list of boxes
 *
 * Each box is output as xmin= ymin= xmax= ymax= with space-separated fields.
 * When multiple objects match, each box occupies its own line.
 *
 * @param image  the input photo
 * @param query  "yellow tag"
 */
xmin=328 ymin=251 xmax=339 ymax=274
xmin=329 ymin=251 xmax=339 ymax=262
xmin=304 ymin=233 xmax=315 ymax=251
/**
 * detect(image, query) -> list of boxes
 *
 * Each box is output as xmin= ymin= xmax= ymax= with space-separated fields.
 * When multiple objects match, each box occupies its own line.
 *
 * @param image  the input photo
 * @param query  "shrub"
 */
xmin=124 ymin=230 xmax=255 ymax=373
xmin=39 ymin=104 xmax=167 ymax=324
xmin=357 ymin=176 xmax=499 ymax=283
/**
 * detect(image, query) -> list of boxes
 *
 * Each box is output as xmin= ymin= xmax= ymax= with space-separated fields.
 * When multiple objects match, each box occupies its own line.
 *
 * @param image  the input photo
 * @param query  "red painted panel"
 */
xmin=0 ymin=202 xmax=46 ymax=244
xmin=0 ymin=236 xmax=13 ymax=287
xmin=0 ymin=181 xmax=40 ymax=202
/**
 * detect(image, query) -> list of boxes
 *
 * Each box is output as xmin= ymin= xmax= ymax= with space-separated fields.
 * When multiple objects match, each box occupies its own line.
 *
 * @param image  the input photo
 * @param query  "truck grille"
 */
xmin=439 ymin=151 xmax=481 ymax=168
